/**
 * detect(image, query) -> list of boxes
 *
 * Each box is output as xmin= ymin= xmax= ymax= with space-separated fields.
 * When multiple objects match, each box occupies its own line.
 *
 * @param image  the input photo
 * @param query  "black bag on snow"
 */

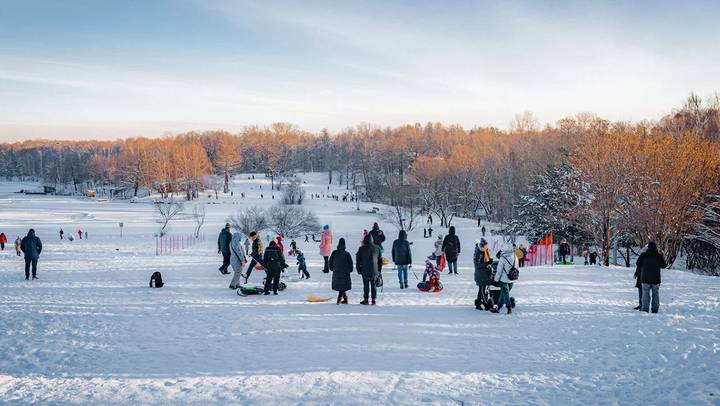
xmin=375 ymin=272 xmax=383 ymax=288
xmin=149 ymin=271 xmax=164 ymax=288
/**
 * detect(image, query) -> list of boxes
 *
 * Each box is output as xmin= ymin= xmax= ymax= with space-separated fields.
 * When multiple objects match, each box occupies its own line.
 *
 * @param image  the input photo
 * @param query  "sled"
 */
xmin=237 ymin=285 xmax=264 ymax=296
xmin=307 ymin=296 xmax=334 ymax=302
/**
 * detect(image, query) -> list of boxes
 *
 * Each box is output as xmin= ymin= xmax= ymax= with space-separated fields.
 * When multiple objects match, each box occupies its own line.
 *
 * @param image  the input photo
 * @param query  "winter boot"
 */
xmin=633 ymin=305 xmax=641 ymax=310
xmin=360 ymin=300 xmax=369 ymax=305
xmin=264 ymin=291 xmax=270 ymax=296
xmin=342 ymin=293 xmax=349 ymax=304
xmin=371 ymin=299 xmax=376 ymax=305
xmin=490 ymin=306 xmax=500 ymax=313
xmin=507 ymin=306 xmax=512 ymax=314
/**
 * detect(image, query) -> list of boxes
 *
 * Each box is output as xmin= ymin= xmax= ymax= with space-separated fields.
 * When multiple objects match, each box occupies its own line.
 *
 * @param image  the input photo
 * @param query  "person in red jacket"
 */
xmin=0 ymin=232 xmax=7 ymax=250
xmin=275 ymin=236 xmax=285 ymax=256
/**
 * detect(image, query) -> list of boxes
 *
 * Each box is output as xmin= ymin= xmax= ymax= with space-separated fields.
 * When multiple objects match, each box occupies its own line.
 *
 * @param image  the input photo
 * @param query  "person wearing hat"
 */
xmin=369 ymin=222 xmax=386 ymax=250
xmin=473 ymin=238 xmax=493 ymax=310
xmin=490 ymin=244 xmax=518 ymax=314
xmin=217 ymin=223 xmax=233 ymax=275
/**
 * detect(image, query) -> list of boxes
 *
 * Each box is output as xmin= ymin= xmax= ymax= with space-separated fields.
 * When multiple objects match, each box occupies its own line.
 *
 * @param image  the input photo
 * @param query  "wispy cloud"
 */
xmin=1 ymin=1 xmax=719 ymax=140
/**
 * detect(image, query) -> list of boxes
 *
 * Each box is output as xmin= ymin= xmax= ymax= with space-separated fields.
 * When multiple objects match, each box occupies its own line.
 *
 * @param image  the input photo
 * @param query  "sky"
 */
xmin=1 ymin=0 xmax=719 ymax=141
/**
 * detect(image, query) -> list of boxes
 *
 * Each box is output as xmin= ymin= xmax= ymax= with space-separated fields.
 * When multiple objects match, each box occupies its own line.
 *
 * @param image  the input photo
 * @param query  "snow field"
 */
xmin=0 ymin=173 xmax=718 ymax=405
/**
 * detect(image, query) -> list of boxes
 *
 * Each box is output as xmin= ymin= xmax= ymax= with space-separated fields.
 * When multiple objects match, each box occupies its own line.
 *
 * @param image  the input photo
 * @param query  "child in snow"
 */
xmin=14 ymin=236 xmax=22 ymax=256
xmin=296 ymin=250 xmax=310 ymax=279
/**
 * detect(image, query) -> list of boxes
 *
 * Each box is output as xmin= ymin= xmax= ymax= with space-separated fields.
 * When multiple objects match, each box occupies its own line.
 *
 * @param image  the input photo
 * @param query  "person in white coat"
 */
xmin=490 ymin=244 xmax=519 ymax=314
xmin=229 ymin=232 xmax=248 ymax=289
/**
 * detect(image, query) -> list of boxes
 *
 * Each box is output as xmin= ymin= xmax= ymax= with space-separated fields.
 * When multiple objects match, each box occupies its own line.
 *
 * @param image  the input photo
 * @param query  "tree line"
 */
xmin=1 ymin=93 xmax=719 ymax=271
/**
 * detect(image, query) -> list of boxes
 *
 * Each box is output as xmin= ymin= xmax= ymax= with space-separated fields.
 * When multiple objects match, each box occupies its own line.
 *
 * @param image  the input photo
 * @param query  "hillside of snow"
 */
xmin=0 ymin=173 xmax=718 ymax=405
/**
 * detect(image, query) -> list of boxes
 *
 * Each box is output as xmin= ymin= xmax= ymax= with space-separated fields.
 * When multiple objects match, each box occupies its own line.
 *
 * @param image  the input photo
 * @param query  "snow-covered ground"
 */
xmin=0 ymin=173 xmax=718 ymax=405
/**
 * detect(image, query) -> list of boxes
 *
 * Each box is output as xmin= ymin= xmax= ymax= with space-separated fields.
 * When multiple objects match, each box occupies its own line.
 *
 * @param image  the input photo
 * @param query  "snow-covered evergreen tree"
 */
xmin=509 ymin=163 xmax=591 ymax=246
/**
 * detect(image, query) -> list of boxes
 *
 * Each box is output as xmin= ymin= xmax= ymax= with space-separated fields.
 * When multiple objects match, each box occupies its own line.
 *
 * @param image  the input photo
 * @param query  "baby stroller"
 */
xmin=487 ymin=261 xmax=516 ymax=309
xmin=417 ymin=259 xmax=443 ymax=292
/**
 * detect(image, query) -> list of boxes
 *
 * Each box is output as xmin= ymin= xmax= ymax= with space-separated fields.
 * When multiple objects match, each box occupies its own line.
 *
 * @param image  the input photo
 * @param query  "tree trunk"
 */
xmin=602 ymin=218 xmax=611 ymax=266
xmin=223 ymin=168 xmax=229 ymax=194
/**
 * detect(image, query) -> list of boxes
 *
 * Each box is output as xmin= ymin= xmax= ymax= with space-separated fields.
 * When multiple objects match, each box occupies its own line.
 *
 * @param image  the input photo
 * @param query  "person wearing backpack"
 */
xmin=391 ymin=230 xmax=412 ymax=289
xmin=229 ymin=232 xmax=248 ymax=289
xmin=490 ymin=244 xmax=519 ymax=314
xmin=262 ymin=240 xmax=286 ymax=295
xmin=356 ymin=234 xmax=380 ymax=305
xmin=442 ymin=226 xmax=461 ymax=274
xmin=330 ymin=238 xmax=353 ymax=304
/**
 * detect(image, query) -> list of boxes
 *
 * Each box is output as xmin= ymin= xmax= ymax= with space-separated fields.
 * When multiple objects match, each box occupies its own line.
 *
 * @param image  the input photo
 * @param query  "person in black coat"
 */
xmin=20 ymin=229 xmax=43 ymax=280
xmin=330 ymin=238 xmax=353 ymax=304
xmin=243 ymin=232 xmax=265 ymax=283
xmin=473 ymin=239 xmax=493 ymax=310
xmin=636 ymin=241 xmax=667 ymax=313
xmin=356 ymin=234 xmax=380 ymax=305
xmin=391 ymin=230 xmax=412 ymax=289
xmin=217 ymin=223 xmax=232 ymax=274
xmin=442 ymin=226 xmax=461 ymax=274
xmin=369 ymin=222 xmax=386 ymax=270
xmin=558 ymin=239 xmax=571 ymax=264
xmin=262 ymin=240 xmax=286 ymax=295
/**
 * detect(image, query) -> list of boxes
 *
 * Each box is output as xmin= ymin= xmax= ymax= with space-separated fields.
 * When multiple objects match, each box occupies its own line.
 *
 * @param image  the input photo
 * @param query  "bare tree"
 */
xmin=192 ymin=204 xmax=206 ymax=238
xmin=155 ymin=199 xmax=184 ymax=236
xmin=280 ymin=177 xmax=306 ymax=205
xmin=205 ymin=175 xmax=223 ymax=199
xmin=509 ymin=110 xmax=540 ymax=133
xmin=227 ymin=206 xmax=268 ymax=235
xmin=267 ymin=205 xmax=321 ymax=238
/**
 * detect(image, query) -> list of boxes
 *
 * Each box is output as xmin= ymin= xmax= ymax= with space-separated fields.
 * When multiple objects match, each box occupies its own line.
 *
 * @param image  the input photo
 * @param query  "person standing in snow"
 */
xmin=296 ymin=249 xmax=310 ymax=279
xmin=490 ymin=245 xmax=518 ymax=314
xmin=0 ymin=232 xmax=6 ymax=250
xmin=433 ymin=235 xmax=443 ymax=268
xmin=481 ymin=226 xmax=486 ymax=237
xmin=59 ymin=229 xmax=64 ymax=240
xmin=589 ymin=250 xmax=598 ymax=265
xmin=244 ymin=237 xmax=251 ymax=255
xmin=78 ymin=229 xmax=83 ymax=240
xmin=262 ymin=240 xmax=286 ymax=295
xmin=474 ymin=239 xmax=493 ymax=310
xmin=515 ymin=244 xmax=525 ymax=268
xmin=319 ymin=225 xmax=333 ymax=273
xmin=427 ymin=226 xmax=433 ymax=238
xmin=275 ymin=236 xmax=285 ymax=256
xmin=228 ymin=232 xmax=248 ymax=289
xmin=369 ymin=222 xmax=386 ymax=251
xmin=558 ymin=239 xmax=571 ymax=264
xmin=356 ymin=234 xmax=380 ymax=305
xmin=442 ymin=226 xmax=461 ymax=274
xmin=20 ymin=229 xmax=42 ymax=280
xmin=14 ymin=236 xmax=22 ymax=256
xmin=636 ymin=242 xmax=666 ymax=313
xmin=330 ymin=238 xmax=353 ymax=304
xmin=391 ymin=230 xmax=412 ymax=289
xmin=243 ymin=231 xmax=264 ymax=283
xmin=217 ymin=223 xmax=232 ymax=275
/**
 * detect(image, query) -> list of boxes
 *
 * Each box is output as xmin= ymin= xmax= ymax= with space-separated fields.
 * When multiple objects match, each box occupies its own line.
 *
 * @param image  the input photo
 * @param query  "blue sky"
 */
xmin=1 ymin=0 xmax=719 ymax=141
